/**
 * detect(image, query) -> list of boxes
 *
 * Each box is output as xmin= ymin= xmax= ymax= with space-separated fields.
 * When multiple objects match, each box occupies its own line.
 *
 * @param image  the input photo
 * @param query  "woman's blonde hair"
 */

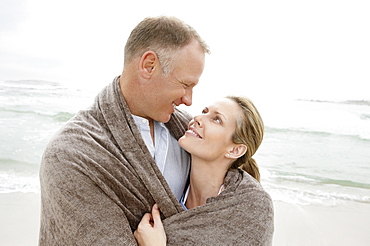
xmin=227 ymin=96 xmax=264 ymax=182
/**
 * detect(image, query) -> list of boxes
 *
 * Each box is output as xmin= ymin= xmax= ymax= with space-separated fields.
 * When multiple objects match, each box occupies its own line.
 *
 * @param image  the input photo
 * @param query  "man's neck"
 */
xmin=148 ymin=119 xmax=155 ymax=145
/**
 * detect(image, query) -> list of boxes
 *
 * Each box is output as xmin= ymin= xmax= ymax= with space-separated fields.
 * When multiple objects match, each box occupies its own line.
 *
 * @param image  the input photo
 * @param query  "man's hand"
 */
xmin=134 ymin=204 xmax=166 ymax=246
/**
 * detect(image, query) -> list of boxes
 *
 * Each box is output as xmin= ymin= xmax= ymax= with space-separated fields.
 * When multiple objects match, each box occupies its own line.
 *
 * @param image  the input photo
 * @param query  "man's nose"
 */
xmin=181 ymin=88 xmax=193 ymax=106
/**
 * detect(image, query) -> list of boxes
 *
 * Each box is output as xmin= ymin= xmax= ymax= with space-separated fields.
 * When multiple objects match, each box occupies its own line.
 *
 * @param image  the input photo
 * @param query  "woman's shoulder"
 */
xmin=224 ymin=169 xmax=272 ymax=201
xmin=225 ymin=168 xmax=260 ymax=187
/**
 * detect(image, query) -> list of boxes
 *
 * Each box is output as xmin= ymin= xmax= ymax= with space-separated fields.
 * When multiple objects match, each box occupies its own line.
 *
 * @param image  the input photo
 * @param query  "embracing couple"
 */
xmin=39 ymin=16 xmax=274 ymax=245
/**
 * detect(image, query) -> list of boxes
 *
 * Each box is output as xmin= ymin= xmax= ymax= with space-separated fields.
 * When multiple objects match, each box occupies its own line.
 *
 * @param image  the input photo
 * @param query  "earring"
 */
xmin=227 ymin=153 xmax=230 ymax=157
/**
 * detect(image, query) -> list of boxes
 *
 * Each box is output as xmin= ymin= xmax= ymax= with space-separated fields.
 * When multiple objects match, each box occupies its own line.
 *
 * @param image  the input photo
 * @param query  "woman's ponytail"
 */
xmin=239 ymin=158 xmax=260 ymax=182
xmin=226 ymin=96 xmax=264 ymax=182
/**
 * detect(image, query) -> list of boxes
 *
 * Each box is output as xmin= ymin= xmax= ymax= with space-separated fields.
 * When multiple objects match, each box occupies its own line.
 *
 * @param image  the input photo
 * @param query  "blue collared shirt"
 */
xmin=180 ymin=185 xmax=190 ymax=210
xmin=132 ymin=115 xmax=190 ymax=201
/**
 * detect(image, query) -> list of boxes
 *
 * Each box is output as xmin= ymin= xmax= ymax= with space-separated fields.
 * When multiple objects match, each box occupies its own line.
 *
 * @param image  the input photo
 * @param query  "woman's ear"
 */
xmin=139 ymin=51 xmax=158 ymax=79
xmin=226 ymin=144 xmax=247 ymax=159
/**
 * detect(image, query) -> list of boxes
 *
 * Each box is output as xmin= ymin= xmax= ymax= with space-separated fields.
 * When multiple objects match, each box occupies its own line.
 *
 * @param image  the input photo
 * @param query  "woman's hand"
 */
xmin=134 ymin=204 xmax=166 ymax=246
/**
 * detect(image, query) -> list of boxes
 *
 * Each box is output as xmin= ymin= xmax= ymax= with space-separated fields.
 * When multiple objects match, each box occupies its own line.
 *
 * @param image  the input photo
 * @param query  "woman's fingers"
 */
xmin=138 ymin=213 xmax=153 ymax=228
xmin=151 ymin=204 xmax=162 ymax=227
xmin=134 ymin=204 xmax=166 ymax=246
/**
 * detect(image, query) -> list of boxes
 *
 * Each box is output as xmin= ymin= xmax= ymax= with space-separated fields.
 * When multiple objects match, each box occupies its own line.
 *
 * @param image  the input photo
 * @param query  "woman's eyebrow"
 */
xmin=214 ymin=111 xmax=227 ymax=121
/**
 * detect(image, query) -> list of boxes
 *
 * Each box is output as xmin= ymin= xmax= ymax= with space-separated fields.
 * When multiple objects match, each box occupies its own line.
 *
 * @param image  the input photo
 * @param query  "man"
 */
xmin=39 ymin=16 xmax=209 ymax=245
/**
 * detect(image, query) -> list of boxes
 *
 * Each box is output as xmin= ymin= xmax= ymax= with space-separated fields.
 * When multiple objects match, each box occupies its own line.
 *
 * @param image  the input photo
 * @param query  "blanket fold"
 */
xmin=163 ymin=169 xmax=274 ymax=245
xmin=40 ymin=77 xmax=189 ymax=245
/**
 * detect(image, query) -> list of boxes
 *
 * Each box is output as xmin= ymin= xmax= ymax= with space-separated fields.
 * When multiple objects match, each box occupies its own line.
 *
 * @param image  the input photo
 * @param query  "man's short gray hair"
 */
xmin=124 ymin=16 xmax=210 ymax=75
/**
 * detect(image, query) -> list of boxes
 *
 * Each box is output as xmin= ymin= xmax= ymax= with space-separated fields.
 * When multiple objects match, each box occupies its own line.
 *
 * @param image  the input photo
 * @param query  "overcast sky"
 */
xmin=1 ymin=0 xmax=369 ymax=104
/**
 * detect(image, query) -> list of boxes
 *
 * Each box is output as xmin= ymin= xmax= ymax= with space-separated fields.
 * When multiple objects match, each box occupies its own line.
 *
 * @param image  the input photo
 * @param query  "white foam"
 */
xmin=0 ymin=173 xmax=40 ymax=193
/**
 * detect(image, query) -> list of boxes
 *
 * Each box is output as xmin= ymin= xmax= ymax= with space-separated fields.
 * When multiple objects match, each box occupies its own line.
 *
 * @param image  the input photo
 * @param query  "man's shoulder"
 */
xmin=44 ymin=109 xmax=106 ymax=154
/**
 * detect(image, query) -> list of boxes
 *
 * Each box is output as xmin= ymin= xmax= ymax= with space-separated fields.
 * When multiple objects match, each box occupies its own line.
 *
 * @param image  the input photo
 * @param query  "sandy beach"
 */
xmin=273 ymin=201 xmax=370 ymax=246
xmin=0 ymin=192 xmax=40 ymax=246
xmin=1 ymin=192 xmax=370 ymax=246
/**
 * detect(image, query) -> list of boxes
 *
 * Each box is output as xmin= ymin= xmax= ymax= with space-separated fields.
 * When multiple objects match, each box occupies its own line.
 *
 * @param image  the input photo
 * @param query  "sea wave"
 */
xmin=268 ymin=170 xmax=370 ymax=190
xmin=0 ymin=107 xmax=75 ymax=122
xmin=298 ymin=99 xmax=370 ymax=106
xmin=0 ymin=158 xmax=40 ymax=193
xmin=261 ymin=98 xmax=370 ymax=141
xmin=262 ymin=169 xmax=370 ymax=206
xmin=0 ymin=158 xmax=39 ymax=173
xmin=52 ymin=112 xmax=76 ymax=122
xmin=360 ymin=114 xmax=370 ymax=120
xmin=0 ymin=79 xmax=94 ymax=119
xmin=1 ymin=79 xmax=61 ymax=89
xmin=0 ymin=172 xmax=39 ymax=193
xmin=265 ymin=126 xmax=370 ymax=142
xmin=265 ymin=182 xmax=370 ymax=206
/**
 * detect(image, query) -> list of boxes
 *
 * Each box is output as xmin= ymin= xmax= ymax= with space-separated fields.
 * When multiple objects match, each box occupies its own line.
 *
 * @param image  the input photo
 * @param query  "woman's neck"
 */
xmin=185 ymin=157 xmax=228 ymax=209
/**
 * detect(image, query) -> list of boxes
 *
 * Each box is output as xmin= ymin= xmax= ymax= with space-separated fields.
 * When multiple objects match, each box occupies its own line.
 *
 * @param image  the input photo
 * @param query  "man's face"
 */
xmin=144 ymin=41 xmax=206 ymax=123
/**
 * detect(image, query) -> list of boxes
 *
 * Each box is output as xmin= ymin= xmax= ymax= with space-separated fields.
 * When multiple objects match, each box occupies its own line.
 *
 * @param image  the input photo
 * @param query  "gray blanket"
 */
xmin=164 ymin=169 xmax=274 ymax=245
xmin=39 ymin=77 xmax=274 ymax=245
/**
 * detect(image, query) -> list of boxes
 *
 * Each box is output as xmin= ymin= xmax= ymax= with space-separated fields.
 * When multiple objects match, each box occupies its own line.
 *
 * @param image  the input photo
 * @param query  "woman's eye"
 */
xmin=214 ymin=117 xmax=221 ymax=124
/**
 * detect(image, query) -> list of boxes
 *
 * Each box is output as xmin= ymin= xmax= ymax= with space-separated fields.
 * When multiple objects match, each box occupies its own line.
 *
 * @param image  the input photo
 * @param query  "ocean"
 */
xmin=1 ymin=79 xmax=369 ymax=207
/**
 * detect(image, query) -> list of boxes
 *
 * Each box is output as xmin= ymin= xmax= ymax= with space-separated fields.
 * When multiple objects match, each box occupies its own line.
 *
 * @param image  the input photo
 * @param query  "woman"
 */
xmin=134 ymin=96 xmax=274 ymax=246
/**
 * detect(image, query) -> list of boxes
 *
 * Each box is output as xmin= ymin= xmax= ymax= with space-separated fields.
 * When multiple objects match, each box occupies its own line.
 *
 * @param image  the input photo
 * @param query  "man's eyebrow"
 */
xmin=182 ymin=81 xmax=196 ymax=87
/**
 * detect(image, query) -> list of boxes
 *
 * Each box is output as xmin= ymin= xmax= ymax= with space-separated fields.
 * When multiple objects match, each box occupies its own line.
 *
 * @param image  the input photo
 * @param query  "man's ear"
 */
xmin=139 ymin=51 xmax=158 ymax=79
xmin=226 ymin=144 xmax=247 ymax=159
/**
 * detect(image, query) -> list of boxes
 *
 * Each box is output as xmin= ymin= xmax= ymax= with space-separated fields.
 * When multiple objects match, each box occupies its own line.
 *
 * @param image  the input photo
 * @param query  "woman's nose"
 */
xmin=193 ymin=115 xmax=203 ymax=127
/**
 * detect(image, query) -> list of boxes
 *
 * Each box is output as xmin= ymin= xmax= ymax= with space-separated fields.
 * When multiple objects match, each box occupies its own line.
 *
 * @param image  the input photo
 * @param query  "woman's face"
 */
xmin=179 ymin=98 xmax=241 ymax=161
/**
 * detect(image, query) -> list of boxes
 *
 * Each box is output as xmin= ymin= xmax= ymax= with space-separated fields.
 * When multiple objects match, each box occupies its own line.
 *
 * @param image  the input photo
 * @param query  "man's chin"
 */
xmin=154 ymin=114 xmax=172 ymax=124
xmin=162 ymin=115 xmax=172 ymax=123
